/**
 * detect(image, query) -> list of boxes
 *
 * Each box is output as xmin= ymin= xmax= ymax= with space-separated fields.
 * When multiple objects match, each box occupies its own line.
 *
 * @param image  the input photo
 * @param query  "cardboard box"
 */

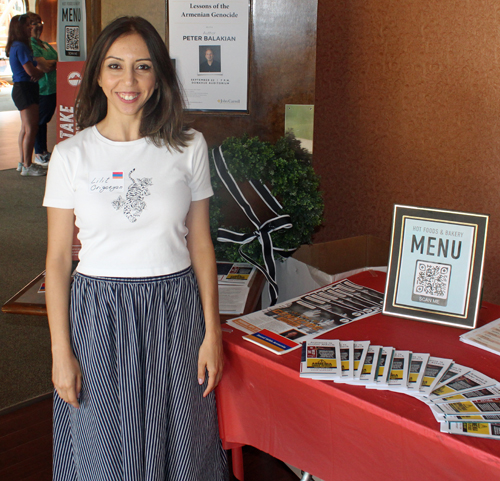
xmin=262 ymin=235 xmax=390 ymax=307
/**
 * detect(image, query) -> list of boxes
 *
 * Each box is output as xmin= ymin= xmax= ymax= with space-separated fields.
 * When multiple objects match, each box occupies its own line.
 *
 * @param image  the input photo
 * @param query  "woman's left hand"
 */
xmin=197 ymin=329 xmax=224 ymax=397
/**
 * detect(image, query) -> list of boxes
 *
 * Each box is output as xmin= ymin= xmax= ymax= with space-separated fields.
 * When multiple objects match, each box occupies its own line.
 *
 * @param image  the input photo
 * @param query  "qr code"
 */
xmin=412 ymin=260 xmax=451 ymax=303
xmin=65 ymin=26 xmax=80 ymax=53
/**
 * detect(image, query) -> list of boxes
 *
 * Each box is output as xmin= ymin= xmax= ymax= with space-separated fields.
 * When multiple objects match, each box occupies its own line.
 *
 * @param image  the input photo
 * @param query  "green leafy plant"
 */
xmin=209 ymin=132 xmax=324 ymax=263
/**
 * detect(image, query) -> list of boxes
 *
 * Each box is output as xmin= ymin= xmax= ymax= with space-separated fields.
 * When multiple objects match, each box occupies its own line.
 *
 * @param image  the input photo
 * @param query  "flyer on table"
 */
xmin=168 ymin=0 xmax=249 ymax=111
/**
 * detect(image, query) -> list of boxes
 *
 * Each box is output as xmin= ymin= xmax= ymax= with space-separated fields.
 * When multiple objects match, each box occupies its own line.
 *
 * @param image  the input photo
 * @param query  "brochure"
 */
xmin=405 ymin=353 xmax=430 ymax=394
xmin=217 ymin=262 xmax=256 ymax=285
xmin=427 ymin=370 xmax=497 ymax=401
xmin=335 ymin=340 xmax=354 ymax=382
xmin=218 ymin=285 xmax=250 ymax=314
xmin=386 ymin=350 xmax=412 ymax=391
xmin=441 ymin=421 xmax=500 ymax=439
xmin=417 ymin=357 xmax=454 ymax=396
xmin=352 ymin=341 xmax=371 ymax=380
xmin=432 ymin=384 xmax=500 ymax=405
xmin=431 ymin=363 xmax=472 ymax=393
xmin=231 ymin=279 xmax=383 ymax=355
xmin=460 ymin=318 xmax=500 ymax=357
xmin=217 ymin=262 xmax=257 ymax=314
xmin=444 ymin=414 xmax=500 ymax=423
xmin=430 ymin=397 xmax=500 ymax=420
xmin=366 ymin=347 xmax=395 ymax=389
xmin=300 ymin=339 xmax=340 ymax=380
xmin=357 ymin=345 xmax=383 ymax=384
xmin=243 ymin=329 xmax=300 ymax=355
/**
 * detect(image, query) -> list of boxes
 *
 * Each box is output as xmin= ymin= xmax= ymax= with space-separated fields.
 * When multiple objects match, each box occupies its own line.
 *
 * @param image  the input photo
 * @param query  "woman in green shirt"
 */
xmin=29 ymin=12 xmax=57 ymax=167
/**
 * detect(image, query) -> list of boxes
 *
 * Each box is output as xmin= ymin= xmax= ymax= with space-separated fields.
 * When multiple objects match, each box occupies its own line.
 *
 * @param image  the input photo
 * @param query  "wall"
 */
xmin=102 ymin=0 xmax=165 ymax=39
xmin=189 ymin=0 xmax=317 ymax=147
xmin=314 ymin=0 xmax=500 ymax=304
xmin=36 ymin=0 xmax=57 ymax=44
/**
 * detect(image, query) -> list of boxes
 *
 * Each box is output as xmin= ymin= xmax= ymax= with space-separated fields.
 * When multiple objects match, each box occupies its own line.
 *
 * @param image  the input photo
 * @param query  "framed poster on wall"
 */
xmin=383 ymin=205 xmax=489 ymax=329
xmin=167 ymin=0 xmax=250 ymax=112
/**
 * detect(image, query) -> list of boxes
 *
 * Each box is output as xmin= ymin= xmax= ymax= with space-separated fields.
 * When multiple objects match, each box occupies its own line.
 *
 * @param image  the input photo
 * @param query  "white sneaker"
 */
xmin=34 ymin=154 xmax=50 ymax=168
xmin=16 ymin=162 xmax=23 ymax=172
xmin=21 ymin=164 xmax=47 ymax=177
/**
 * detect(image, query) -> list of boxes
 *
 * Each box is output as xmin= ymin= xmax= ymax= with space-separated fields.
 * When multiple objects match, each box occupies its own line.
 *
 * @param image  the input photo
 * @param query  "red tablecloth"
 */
xmin=216 ymin=270 xmax=500 ymax=480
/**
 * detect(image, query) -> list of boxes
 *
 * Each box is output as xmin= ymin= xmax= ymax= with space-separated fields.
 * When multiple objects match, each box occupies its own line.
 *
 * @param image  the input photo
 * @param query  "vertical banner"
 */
xmin=57 ymin=0 xmax=87 ymax=61
xmin=56 ymin=61 xmax=84 ymax=260
xmin=56 ymin=61 xmax=84 ymax=143
xmin=168 ymin=0 xmax=250 ymax=111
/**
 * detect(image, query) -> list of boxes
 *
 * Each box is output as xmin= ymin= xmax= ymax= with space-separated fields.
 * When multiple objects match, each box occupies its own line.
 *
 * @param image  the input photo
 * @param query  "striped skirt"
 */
xmin=53 ymin=267 xmax=228 ymax=481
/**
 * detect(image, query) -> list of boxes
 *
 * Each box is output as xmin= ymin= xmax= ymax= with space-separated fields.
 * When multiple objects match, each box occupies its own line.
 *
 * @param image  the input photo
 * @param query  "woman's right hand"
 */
xmin=52 ymin=348 xmax=82 ymax=408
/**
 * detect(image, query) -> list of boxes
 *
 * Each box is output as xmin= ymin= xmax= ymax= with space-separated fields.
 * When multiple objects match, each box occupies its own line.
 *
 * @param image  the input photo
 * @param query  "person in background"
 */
xmin=6 ymin=14 xmax=45 ymax=176
xmin=28 ymin=12 xmax=57 ymax=168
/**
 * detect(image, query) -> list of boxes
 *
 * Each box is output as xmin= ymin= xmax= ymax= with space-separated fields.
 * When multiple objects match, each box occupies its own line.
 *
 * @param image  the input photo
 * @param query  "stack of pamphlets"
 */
xmin=300 ymin=339 xmax=500 ymax=440
xmin=460 ymin=318 xmax=500 ymax=356
xmin=217 ymin=262 xmax=257 ymax=314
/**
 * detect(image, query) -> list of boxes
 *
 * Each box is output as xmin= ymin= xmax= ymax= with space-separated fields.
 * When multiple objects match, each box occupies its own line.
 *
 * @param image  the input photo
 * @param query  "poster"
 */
xmin=57 ymin=0 xmax=87 ymax=61
xmin=383 ymin=205 xmax=489 ymax=329
xmin=168 ymin=0 xmax=249 ymax=111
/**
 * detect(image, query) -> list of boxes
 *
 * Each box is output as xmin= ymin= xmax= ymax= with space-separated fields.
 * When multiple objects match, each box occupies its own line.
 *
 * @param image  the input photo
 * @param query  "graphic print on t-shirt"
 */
xmin=89 ymin=171 xmax=125 ymax=193
xmin=111 ymin=169 xmax=153 ymax=223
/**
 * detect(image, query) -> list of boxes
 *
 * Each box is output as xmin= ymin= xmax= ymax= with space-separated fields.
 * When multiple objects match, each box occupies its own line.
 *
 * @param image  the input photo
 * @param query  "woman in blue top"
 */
xmin=6 ymin=14 xmax=45 ymax=177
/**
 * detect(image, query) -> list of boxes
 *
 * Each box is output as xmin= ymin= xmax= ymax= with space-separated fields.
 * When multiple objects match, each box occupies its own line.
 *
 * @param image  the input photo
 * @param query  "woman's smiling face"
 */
xmin=97 ymin=32 xmax=157 ymax=122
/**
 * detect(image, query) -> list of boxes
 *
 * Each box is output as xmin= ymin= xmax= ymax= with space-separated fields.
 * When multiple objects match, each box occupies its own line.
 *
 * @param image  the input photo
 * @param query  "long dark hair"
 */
xmin=76 ymin=16 xmax=192 ymax=150
xmin=5 ymin=14 xmax=32 ymax=57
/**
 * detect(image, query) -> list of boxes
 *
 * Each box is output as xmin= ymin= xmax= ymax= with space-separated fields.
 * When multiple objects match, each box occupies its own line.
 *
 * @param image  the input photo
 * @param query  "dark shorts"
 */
xmin=12 ymin=82 xmax=39 ymax=111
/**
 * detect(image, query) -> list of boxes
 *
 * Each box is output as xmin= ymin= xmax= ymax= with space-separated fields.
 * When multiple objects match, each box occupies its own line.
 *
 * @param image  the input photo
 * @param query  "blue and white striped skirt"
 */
xmin=53 ymin=267 xmax=228 ymax=481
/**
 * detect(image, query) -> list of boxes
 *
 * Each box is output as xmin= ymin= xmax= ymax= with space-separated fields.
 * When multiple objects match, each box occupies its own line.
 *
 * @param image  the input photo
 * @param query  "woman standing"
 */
xmin=44 ymin=16 xmax=228 ymax=480
xmin=29 ymin=12 xmax=57 ymax=168
xmin=6 ymin=14 xmax=45 ymax=176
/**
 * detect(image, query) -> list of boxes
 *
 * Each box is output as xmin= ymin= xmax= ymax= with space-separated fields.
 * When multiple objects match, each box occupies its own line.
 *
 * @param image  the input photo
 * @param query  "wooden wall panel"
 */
xmin=314 ymin=0 xmax=500 ymax=304
xmin=102 ymin=0 xmax=163 ymax=41
xmin=36 ymin=0 xmax=58 ymax=45
xmin=189 ymin=0 xmax=317 ymax=148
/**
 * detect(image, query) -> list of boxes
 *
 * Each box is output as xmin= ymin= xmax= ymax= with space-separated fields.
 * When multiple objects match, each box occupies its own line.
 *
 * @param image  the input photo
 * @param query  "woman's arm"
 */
xmin=22 ymin=60 xmax=44 ymax=81
xmin=185 ymin=198 xmax=224 ymax=397
xmin=45 ymin=207 xmax=82 ymax=408
xmin=33 ymin=56 xmax=56 ymax=73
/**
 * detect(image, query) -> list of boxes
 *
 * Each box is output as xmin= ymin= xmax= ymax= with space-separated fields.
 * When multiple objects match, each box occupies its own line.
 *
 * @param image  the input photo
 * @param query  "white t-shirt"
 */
xmin=43 ymin=126 xmax=213 ymax=277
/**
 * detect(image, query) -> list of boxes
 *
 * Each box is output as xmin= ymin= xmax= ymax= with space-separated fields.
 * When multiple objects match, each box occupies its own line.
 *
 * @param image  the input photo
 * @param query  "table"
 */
xmin=2 ymin=271 xmax=47 ymax=316
xmin=2 ymin=270 xmax=265 ymax=323
xmin=216 ymin=270 xmax=500 ymax=480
